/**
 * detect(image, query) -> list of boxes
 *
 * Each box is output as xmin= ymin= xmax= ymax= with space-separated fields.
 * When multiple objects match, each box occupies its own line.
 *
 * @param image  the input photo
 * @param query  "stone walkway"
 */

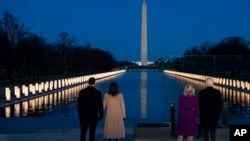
xmin=0 ymin=110 xmax=230 ymax=141
xmin=0 ymin=125 xmax=229 ymax=141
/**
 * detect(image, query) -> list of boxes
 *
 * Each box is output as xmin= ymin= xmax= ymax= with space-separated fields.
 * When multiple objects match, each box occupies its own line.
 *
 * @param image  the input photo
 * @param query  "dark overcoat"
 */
xmin=198 ymin=86 xmax=222 ymax=129
xmin=77 ymin=86 xmax=103 ymax=124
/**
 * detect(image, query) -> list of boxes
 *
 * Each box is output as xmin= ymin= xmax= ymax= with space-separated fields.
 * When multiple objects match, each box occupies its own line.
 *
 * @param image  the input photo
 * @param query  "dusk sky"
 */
xmin=1 ymin=0 xmax=250 ymax=61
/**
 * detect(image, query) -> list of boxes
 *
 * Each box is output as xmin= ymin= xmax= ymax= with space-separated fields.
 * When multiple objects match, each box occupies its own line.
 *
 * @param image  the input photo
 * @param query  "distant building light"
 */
xmin=132 ymin=61 xmax=154 ymax=66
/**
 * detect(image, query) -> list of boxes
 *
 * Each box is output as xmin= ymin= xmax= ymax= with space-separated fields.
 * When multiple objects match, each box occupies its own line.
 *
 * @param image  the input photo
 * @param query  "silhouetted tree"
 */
xmin=183 ymin=42 xmax=213 ymax=56
xmin=20 ymin=33 xmax=48 ymax=77
xmin=92 ymin=48 xmax=116 ymax=72
xmin=0 ymin=11 xmax=31 ymax=81
xmin=55 ymin=32 xmax=76 ymax=75
xmin=0 ymin=11 xmax=123 ymax=82
xmin=175 ymin=36 xmax=250 ymax=77
xmin=208 ymin=36 xmax=250 ymax=77
xmin=208 ymin=36 xmax=250 ymax=55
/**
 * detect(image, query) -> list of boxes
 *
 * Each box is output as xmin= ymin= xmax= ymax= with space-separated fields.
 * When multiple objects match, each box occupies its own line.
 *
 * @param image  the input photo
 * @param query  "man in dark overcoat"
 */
xmin=77 ymin=77 xmax=103 ymax=141
xmin=198 ymin=78 xmax=222 ymax=141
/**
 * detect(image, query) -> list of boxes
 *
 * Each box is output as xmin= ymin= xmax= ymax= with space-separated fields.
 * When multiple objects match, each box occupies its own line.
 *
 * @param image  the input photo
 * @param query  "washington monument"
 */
xmin=141 ymin=0 xmax=147 ymax=66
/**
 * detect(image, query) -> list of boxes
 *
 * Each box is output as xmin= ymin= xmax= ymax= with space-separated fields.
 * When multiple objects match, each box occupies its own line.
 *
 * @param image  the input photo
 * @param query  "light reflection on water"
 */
xmin=140 ymin=71 xmax=147 ymax=118
xmin=3 ymin=85 xmax=81 ymax=118
xmin=167 ymin=73 xmax=250 ymax=122
xmin=0 ymin=71 xmax=250 ymax=124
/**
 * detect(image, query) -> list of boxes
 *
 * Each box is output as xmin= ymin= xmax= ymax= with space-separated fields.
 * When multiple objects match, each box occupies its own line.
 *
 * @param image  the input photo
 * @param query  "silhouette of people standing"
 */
xmin=77 ymin=77 xmax=104 ymax=141
xmin=103 ymin=82 xmax=126 ymax=141
xmin=198 ymin=78 xmax=222 ymax=141
xmin=176 ymin=84 xmax=200 ymax=141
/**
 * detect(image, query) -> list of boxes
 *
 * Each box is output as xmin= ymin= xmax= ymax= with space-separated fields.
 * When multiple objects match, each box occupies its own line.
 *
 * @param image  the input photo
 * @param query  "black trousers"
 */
xmin=201 ymin=119 xmax=218 ymax=141
xmin=203 ymin=128 xmax=216 ymax=141
xmin=80 ymin=121 xmax=98 ymax=141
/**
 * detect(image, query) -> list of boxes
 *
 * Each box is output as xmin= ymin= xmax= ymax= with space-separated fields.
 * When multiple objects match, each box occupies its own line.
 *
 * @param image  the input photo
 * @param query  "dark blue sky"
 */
xmin=1 ymin=0 xmax=250 ymax=61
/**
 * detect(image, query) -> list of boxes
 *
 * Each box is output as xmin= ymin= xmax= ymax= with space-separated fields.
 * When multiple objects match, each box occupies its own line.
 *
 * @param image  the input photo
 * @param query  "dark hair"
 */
xmin=108 ymin=82 xmax=119 ymax=96
xmin=88 ymin=77 xmax=95 ymax=85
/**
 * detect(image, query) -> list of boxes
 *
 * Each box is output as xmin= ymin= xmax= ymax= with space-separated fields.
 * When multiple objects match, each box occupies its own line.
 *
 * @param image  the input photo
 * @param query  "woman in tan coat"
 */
xmin=103 ymin=82 xmax=126 ymax=141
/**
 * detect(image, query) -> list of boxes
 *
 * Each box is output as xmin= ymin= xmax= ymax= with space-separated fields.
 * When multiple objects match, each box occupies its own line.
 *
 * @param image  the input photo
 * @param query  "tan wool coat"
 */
xmin=103 ymin=93 xmax=126 ymax=138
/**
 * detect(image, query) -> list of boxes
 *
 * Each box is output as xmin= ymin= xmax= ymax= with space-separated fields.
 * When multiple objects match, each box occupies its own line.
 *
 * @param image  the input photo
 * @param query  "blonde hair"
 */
xmin=183 ymin=84 xmax=195 ymax=97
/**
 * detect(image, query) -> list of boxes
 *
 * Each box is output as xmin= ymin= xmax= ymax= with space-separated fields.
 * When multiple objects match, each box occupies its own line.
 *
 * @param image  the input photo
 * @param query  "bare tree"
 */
xmin=56 ymin=32 xmax=76 ymax=75
xmin=0 ymin=11 xmax=31 ymax=81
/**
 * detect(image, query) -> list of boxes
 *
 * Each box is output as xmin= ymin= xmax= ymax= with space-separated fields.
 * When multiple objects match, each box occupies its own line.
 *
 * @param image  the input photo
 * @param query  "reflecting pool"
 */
xmin=0 ymin=71 xmax=250 ymax=124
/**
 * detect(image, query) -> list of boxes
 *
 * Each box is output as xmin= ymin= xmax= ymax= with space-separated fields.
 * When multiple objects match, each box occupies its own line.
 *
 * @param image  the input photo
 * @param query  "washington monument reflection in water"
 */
xmin=140 ymin=72 xmax=147 ymax=118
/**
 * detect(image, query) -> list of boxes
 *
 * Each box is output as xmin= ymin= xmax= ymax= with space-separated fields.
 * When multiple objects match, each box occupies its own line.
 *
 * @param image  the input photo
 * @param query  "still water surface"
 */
xmin=0 ymin=71 xmax=250 ymax=124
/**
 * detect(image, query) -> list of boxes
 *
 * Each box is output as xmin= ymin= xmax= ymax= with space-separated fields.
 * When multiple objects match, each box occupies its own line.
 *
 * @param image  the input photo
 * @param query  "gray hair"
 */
xmin=205 ymin=77 xmax=214 ymax=86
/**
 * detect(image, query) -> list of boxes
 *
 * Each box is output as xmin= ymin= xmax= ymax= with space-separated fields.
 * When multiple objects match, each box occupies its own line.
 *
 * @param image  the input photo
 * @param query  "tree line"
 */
xmin=162 ymin=36 xmax=250 ymax=79
xmin=0 ymin=11 xmax=118 ymax=82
